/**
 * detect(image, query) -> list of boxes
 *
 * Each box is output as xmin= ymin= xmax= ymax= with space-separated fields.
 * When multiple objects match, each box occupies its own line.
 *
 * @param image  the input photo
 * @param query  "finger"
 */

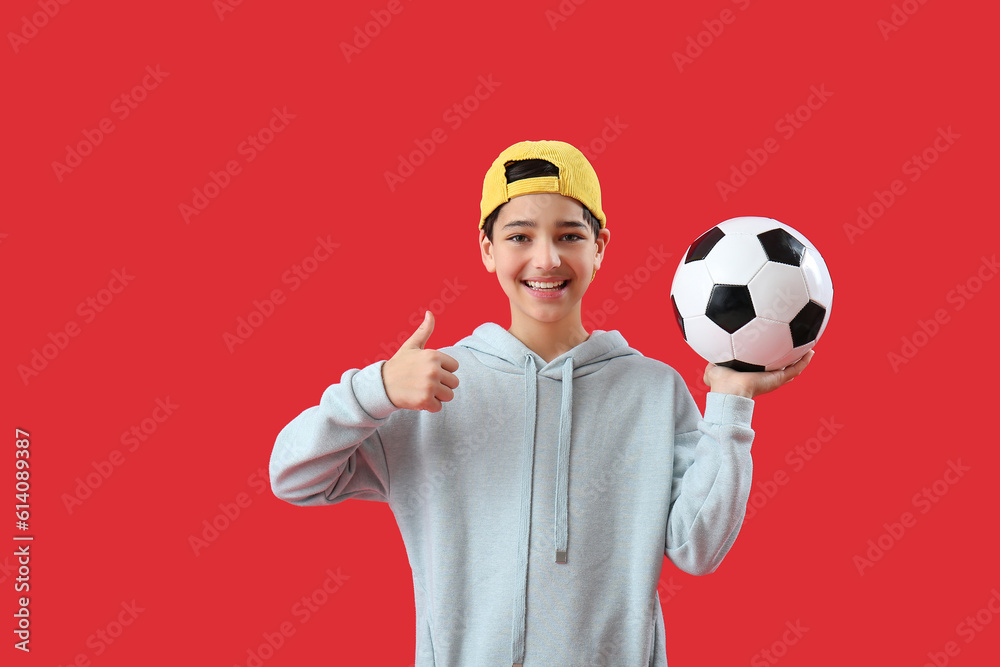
xmin=439 ymin=370 xmax=460 ymax=390
xmin=784 ymin=349 xmax=815 ymax=379
xmin=435 ymin=385 xmax=455 ymax=403
xmin=402 ymin=311 xmax=434 ymax=350
xmin=769 ymin=351 xmax=813 ymax=391
xmin=439 ymin=353 xmax=459 ymax=373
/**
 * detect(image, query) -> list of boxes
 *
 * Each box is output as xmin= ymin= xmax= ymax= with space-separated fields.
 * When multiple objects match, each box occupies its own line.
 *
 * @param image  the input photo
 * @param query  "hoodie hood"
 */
xmin=456 ymin=322 xmax=638 ymax=378
xmin=455 ymin=323 xmax=640 ymax=666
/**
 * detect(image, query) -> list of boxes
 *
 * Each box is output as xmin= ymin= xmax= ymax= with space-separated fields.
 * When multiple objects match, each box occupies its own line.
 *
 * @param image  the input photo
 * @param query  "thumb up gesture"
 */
xmin=381 ymin=311 xmax=460 ymax=413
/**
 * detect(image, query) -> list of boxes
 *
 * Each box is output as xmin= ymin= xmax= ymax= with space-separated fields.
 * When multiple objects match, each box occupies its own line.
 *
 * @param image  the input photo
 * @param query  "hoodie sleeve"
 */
xmin=664 ymin=375 xmax=755 ymax=576
xmin=269 ymin=361 xmax=401 ymax=506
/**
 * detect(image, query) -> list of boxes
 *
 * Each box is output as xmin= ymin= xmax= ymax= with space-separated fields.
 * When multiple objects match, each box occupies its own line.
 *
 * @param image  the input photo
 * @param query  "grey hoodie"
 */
xmin=270 ymin=323 xmax=755 ymax=666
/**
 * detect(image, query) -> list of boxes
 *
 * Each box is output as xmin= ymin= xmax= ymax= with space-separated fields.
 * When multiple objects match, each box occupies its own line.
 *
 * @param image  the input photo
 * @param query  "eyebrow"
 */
xmin=501 ymin=220 xmax=589 ymax=231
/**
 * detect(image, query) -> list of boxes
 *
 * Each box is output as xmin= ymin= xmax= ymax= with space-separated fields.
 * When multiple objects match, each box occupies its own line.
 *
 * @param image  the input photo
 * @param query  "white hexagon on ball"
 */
xmin=704 ymin=234 xmax=768 ymax=285
xmin=748 ymin=262 xmax=809 ymax=322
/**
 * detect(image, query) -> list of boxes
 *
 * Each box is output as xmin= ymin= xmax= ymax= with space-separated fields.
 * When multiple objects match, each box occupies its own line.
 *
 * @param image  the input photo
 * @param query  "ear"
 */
xmin=593 ymin=227 xmax=610 ymax=270
xmin=479 ymin=229 xmax=496 ymax=273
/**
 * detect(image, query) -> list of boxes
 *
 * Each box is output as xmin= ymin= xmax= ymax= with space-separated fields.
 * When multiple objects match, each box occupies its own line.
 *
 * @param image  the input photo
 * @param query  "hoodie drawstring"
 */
xmin=511 ymin=354 xmax=537 ymax=667
xmin=511 ymin=354 xmax=575 ymax=667
xmin=554 ymin=357 xmax=574 ymax=563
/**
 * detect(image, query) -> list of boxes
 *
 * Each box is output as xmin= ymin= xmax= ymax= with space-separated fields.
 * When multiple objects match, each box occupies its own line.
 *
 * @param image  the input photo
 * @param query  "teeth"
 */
xmin=525 ymin=280 xmax=567 ymax=290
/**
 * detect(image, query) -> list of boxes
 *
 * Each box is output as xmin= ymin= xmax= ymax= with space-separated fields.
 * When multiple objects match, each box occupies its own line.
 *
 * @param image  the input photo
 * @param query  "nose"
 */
xmin=532 ymin=238 xmax=561 ymax=271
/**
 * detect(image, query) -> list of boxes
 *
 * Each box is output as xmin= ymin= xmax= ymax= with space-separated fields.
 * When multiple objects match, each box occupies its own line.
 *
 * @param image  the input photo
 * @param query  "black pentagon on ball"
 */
xmin=671 ymin=295 xmax=686 ymax=341
xmin=717 ymin=359 xmax=766 ymax=373
xmin=790 ymin=300 xmax=826 ymax=347
xmin=684 ymin=226 xmax=725 ymax=263
xmin=757 ymin=228 xmax=806 ymax=267
xmin=706 ymin=284 xmax=756 ymax=334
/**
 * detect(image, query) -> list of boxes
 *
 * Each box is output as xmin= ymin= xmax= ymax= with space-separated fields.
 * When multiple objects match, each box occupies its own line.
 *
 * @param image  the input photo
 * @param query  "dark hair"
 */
xmin=482 ymin=159 xmax=602 ymax=241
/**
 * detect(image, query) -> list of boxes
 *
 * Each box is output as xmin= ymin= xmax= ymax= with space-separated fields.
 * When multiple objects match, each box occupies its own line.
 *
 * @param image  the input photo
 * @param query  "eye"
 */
xmin=561 ymin=234 xmax=585 ymax=242
xmin=508 ymin=234 xmax=529 ymax=243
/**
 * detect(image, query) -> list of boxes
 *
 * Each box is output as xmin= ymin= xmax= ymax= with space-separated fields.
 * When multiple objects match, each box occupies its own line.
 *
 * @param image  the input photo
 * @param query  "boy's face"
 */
xmin=480 ymin=193 xmax=610 ymax=329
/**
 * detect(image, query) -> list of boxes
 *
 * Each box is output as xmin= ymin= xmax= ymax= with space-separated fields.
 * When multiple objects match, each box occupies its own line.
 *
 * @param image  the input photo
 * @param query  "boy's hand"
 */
xmin=703 ymin=349 xmax=815 ymax=399
xmin=381 ymin=311 xmax=460 ymax=413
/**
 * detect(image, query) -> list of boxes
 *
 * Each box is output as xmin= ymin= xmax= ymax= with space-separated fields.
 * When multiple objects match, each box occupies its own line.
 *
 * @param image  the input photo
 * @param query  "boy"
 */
xmin=269 ymin=140 xmax=812 ymax=666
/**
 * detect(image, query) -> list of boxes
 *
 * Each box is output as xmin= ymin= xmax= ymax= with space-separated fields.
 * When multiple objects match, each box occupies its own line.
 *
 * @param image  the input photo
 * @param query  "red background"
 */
xmin=4 ymin=0 xmax=999 ymax=665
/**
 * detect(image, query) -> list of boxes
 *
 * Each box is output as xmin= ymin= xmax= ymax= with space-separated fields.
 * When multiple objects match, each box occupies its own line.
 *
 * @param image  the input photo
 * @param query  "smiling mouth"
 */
xmin=523 ymin=280 xmax=569 ymax=291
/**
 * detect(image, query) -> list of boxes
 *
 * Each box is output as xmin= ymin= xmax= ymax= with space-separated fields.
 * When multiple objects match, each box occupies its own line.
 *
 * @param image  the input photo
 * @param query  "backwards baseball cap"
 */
xmin=479 ymin=140 xmax=606 ymax=230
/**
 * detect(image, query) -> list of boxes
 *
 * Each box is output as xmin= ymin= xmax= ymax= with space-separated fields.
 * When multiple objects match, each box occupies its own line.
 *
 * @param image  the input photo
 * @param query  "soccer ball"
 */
xmin=670 ymin=216 xmax=833 ymax=372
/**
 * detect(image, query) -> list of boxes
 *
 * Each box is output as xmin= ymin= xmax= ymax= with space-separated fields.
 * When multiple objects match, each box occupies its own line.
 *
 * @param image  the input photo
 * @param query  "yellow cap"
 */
xmin=479 ymin=140 xmax=606 ymax=229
